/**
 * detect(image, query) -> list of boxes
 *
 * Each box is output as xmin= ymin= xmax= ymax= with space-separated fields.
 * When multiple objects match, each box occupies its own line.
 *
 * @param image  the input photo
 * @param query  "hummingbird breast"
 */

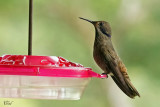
xmin=93 ymin=49 xmax=107 ymax=73
xmin=93 ymin=43 xmax=111 ymax=74
xmin=93 ymin=32 xmax=112 ymax=74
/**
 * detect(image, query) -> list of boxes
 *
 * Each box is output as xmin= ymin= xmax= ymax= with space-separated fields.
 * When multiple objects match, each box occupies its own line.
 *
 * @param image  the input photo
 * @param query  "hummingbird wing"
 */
xmin=101 ymin=46 xmax=140 ymax=98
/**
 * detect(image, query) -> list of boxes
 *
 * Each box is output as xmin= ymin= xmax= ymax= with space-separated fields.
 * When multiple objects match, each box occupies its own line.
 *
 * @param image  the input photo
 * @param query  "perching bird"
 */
xmin=79 ymin=17 xmax=140 ymax=98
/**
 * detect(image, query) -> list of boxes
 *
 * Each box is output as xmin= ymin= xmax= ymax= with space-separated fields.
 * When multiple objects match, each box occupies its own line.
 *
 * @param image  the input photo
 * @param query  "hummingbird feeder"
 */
xmin=0 ymin=0 xmax=107 ymax=100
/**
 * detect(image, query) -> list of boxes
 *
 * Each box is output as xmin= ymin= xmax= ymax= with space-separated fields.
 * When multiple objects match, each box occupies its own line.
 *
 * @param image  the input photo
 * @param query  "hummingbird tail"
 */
xmin=111 ymin=76 xmax=140 ymax=98
xmin=125 ymin=78 xmax=140 ymax=97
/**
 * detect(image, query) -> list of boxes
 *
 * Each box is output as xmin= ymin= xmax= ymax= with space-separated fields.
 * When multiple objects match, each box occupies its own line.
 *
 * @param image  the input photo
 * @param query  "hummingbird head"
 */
xmin=79 ymin=17 xmax=111 ymax=37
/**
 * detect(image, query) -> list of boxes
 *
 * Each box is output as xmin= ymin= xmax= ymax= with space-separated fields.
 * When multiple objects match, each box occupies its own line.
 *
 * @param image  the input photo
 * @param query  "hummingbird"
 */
xmin=79 ymin=17 xmax=140 ymax=98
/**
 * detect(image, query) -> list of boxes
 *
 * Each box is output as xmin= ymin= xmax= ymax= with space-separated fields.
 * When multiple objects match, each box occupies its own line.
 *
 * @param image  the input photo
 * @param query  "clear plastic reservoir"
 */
xmin=0 ymin=75 xmax=90 ymax=100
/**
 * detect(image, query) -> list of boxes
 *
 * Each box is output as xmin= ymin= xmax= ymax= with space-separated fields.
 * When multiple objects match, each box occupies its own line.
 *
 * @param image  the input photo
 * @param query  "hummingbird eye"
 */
xmin=99 ymin=22 xmax=103 ymax=26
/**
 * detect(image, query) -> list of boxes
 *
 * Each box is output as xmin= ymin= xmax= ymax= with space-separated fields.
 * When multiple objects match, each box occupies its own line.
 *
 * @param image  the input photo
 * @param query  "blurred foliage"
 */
xmin=0 ymin=0 xmax=160 ymax=107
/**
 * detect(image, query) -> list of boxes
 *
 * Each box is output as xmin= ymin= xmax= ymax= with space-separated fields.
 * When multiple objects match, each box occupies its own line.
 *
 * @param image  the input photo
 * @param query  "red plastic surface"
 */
xmin=0 ymin=55 xmax=107 ymax=78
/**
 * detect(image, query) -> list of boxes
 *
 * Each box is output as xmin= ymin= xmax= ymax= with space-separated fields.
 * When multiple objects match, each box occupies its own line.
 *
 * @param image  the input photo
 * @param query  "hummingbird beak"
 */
xmin=79 ymin=17 xmax=95 ymax=25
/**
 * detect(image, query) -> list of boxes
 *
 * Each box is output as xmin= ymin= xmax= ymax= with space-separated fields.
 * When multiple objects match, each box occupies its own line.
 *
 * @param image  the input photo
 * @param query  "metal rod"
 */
xmin=28 ymin=0 xmax=33 ymax=55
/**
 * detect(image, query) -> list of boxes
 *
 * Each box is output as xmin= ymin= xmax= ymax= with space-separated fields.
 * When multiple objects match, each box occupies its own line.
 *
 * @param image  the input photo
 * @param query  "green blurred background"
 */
xmin=0 ymin=0 xmax=160 ymax=107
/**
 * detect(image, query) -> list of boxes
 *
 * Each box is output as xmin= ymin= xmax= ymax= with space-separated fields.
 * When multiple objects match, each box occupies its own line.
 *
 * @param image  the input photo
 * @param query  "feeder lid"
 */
xmin=0 ymin=55 xmax=107 ymax=78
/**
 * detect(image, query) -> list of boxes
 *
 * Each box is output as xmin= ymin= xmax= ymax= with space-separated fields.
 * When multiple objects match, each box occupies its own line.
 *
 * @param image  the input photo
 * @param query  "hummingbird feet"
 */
xmin=100 ymin=73 xmax=108 ymax=79
xmin=101 ymin=73 xmax=107 ymax=75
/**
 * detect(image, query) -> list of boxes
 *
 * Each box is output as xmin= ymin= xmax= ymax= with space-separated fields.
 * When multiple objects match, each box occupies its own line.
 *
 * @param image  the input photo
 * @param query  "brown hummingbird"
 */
xmin=79 ymin=17 xmax=140 ymax=98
